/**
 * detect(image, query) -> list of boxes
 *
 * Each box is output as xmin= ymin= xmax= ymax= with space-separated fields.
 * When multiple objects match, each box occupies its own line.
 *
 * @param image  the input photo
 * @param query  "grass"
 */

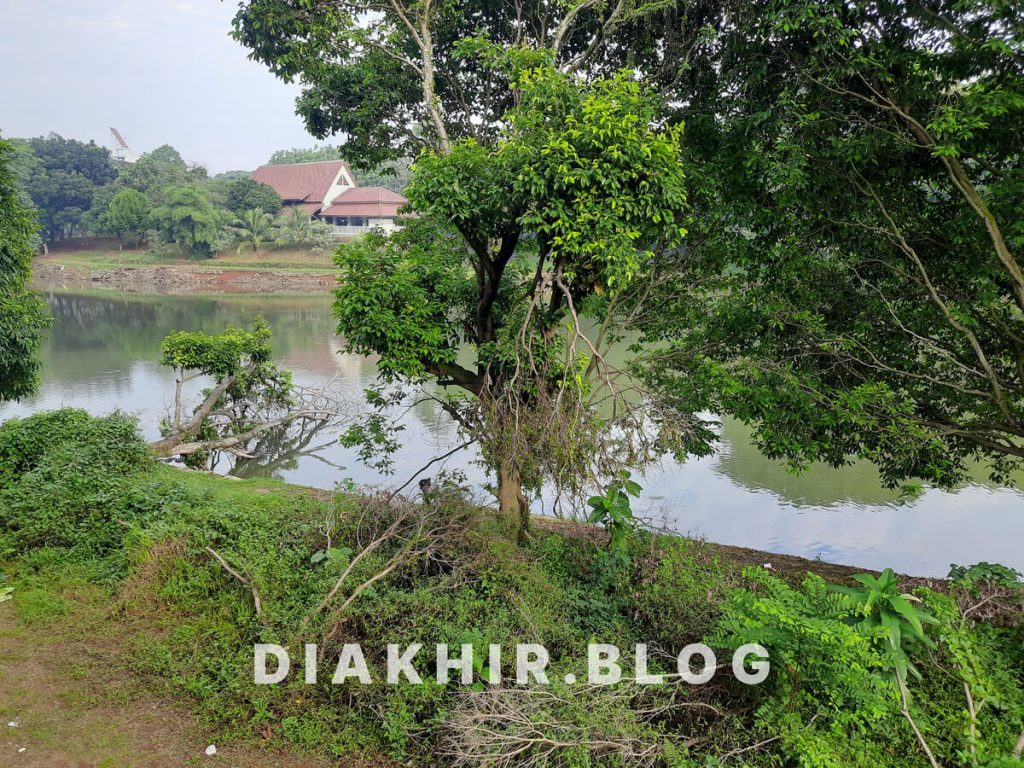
xmin=0 ymin=564 xmax=334 ymax=767
xmin=1 ymin=409 xmax=1021 ymax=768
xmin=38 ymin=247 xmax=337 ymax=274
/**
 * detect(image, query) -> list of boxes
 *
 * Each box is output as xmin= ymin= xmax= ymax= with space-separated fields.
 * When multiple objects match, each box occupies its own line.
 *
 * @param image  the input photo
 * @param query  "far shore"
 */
xmin=32 ymin=246 xmax=338 ymax=294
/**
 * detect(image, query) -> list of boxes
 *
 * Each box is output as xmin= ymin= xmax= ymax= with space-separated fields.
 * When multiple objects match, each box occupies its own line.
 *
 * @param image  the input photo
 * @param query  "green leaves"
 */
xmin=0 ymin=138 xmax=51 ymax=402
xmin=160 ymin=318 xmax=273 ymax=378
xmin=332 ymin=219 xmax=471 ymax=383
xmin=103 ymin=188 xmax=150 ymax=239
xmin=667 ymin=0 xmax=1024 ymax=492
xmin=503 ymin=67 xmax=688 ymax=294
xmin=232 ymin=208 xmax=276 ymax=253
xmin=310 ymin=545 xmax=354 ymax=568
xmin=832 ymin=568 xmax=938 ymax=681
xmin=149 ymin=184 xmax=223 ymax=259
xmin=586 ymin=470 xmax=642 ymax=553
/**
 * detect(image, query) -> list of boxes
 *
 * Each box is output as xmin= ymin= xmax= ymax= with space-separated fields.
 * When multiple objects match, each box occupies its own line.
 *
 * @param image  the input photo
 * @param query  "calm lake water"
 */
xmin=3 ymin=288 xmax=1022 ymax=577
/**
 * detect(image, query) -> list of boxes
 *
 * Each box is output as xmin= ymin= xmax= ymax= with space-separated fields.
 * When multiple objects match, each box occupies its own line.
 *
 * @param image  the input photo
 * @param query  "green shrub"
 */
xmin=3 ymin=409 xmax=1022 ymax=768
xmin=0 ymin=409 xmax=131 ymax=479
xmin=633 ymin=538 xmax=736 ymax=646
xmin=0 ymin=409 xmax=152 ymax=557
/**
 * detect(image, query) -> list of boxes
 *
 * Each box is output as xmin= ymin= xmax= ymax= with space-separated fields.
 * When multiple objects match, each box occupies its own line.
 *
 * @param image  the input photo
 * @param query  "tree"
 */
xmin=233 ymin=0 xmax=680 ymax=169
xmin=357 ymin=158 xmax=413 ymax=193
xmin=274 ymin=206 xmax=333 ymax=250
xmin=232 ymin=208 xmax=276 ymax=253
xmin=658 ymin=0 xmax=1024 ymax=489
xmin=104 ymin=188 xmax=150 ymax=249
xmin=149 ymin=319 xmax=341 ymax=469
xmin=333 ymin=62 xmax=708 ymax=536
xmin=225 ymin=177 xmax=282 ymax=215
xmin=267 ymin=146 xmax=339 ymax=165
xmin=84 ymin=182 xmax=122 ymax=234
xmin=0 ymin=138 xmax=51 ymax=401
xmin=17 ymin=134 xmax=115 ymax=241
xmin=119 ymin=145 xmax=207 ymax=203
xmin=149 ymin=185 xmax=222 ymax=259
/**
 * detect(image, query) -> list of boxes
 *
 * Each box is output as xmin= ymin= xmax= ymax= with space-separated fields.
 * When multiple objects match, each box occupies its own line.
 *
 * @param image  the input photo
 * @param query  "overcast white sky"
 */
xmin=0 ymin=0 xmax=327 ymax=172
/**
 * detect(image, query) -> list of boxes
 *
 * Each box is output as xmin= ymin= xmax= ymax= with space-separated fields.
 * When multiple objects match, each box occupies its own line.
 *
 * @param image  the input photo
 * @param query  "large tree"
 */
xmin=655 ymin=0 xmax=1024 ymax=489
xmin=104 ymin=188 xmax=151 ymax=249
xmin=149 ymin=185 xmax=223 ymax=259
xmin=225 ymin=177 xmax=282 ymax=215
xmin=234 ymin=2 xmax=716 ymax=531
xmin=333 ymin=61 xmax=709 ymax=533
xmin=120 ymin=145 xmax=207 ymax=203
xmin=0 ymin=138 xmax=51 ymax=401
xmin=232 ymin=0 xmax=682 ymax=169
xmin=16 ymin=134 xmax=116 ymax=241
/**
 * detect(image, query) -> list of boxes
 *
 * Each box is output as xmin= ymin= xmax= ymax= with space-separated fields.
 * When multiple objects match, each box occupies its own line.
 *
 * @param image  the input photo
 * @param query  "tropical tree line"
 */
xmin=4 ymin=135 xmax=396 ymax=257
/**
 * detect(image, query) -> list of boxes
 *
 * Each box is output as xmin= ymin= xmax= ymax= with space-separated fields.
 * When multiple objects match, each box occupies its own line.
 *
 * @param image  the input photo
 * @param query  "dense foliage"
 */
xmin=225 ymin=177 xmax=282 ymax=216
xmin=103 ymin=188 xmax=151 ymax=248
xmin=0 ymin=137 xmax=51 ymax=401
xmin=334 ymin=61 xmax=707 ymax=531
xmin=1 ymin=410 xmax=1021 ymax=767
xmin=149 ymin=184 xmax=223 ymax=259
xmin=232 ymin=0 xmax=687 ymax=167
xmin=13 ymin=133 xmax=116 ymax=241
xmin=655 ymin=0 xmax=1024 ymax=489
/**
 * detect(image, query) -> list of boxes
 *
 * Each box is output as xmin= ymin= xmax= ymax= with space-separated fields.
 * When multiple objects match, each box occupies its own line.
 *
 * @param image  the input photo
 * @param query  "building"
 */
xmin=319 ymin=187 xmax=408 ymax=235
xmin=250 ymin=160 xmax=407 ymax=236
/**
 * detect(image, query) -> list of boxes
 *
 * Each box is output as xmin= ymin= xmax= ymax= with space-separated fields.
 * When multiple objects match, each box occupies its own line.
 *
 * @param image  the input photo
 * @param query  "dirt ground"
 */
xmin=0 ymin=596 xmax=334 ymax=768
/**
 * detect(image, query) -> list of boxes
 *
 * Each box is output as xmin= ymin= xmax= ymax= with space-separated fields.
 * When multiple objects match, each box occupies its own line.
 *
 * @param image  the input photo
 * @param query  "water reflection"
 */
xmin=2 ymin=288 xmax=1021 ymax=576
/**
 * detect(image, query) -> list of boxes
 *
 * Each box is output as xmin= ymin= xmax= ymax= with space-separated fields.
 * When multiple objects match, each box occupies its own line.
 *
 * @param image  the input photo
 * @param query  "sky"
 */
xmin=0 ymin=0 xmax=327 ymax=173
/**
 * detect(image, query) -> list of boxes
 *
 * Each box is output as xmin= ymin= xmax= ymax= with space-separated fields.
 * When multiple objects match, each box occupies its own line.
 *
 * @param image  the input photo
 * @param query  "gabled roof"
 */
xmin=321 ymin=186 xmax=408 ymax=218
xmin=251 ymin=160 xmax=353 ymax=204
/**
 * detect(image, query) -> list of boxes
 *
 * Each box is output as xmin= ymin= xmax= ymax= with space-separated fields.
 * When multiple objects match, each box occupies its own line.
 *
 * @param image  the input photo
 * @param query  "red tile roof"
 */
xmin=320 ymin=186 xmax=408 ymax=218
xmin=251 ymin=160 xmax=353 ymax=204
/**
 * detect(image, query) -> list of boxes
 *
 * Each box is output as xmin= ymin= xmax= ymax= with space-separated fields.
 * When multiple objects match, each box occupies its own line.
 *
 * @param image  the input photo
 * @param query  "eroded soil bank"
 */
xmin=32 ymin=262 xmax=336 ymax=295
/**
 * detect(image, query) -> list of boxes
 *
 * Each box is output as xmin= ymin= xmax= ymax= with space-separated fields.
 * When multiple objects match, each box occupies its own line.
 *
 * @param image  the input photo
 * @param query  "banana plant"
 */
xmin=833 ymin=568 xmax=937 ymax=682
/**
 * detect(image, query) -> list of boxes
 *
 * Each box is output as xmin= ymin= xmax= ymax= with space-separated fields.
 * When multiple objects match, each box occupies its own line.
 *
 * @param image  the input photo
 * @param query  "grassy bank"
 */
xmin=37 ymin=247 xmax=336 ymax=275
xmin=1 ymin=410 xmax=1022 ymax=767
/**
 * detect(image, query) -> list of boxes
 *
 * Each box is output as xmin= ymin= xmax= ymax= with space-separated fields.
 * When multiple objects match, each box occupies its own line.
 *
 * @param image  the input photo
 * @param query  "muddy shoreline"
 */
xmin=32 ymin=263 xmax=336 ymax=295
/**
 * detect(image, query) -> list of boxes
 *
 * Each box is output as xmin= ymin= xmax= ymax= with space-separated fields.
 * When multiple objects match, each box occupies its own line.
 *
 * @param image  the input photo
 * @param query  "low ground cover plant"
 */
xmin=0 ymin=409 xmax=1021 ymax=766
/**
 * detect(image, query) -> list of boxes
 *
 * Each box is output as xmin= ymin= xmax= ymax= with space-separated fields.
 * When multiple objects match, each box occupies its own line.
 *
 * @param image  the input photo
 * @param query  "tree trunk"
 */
xmin=497 ymin=463 xmax=530 ymax=543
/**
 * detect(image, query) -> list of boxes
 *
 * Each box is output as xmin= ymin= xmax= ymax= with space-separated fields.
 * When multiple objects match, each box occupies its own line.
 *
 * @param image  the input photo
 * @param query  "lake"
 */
xmin=3 ymin=288 xmax=1022 ymax=577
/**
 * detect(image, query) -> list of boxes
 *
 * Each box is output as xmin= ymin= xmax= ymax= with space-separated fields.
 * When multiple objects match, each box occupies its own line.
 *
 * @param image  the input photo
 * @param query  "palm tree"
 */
xmin=233 ymin=208 xmax=275 ymax=253
xmin=274 ymin=206 xmax=314 ymax=247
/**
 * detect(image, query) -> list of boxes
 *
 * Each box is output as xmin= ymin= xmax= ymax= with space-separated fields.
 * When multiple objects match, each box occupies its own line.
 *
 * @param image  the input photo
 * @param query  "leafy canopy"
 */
xmin=14 ymin=134 xmax=115 ymax=239
xmin=335 ymin=61 xmax=704 ymax=513
xmin=233 ymin=0 xmax=686 ymax=167
xmin=0 ymin=137 xmax=51 ymax=401
xmin=160 ymin=319 xmax=273 ymax=379
xmin=149 ymin=184 xmax=222 ymax=259
xmin=103 ymin=188 xmax=150 ymax=239
xmin=654 ymin=0 xmax=1024 ymax=489
xmin=225 ymin=177 xmax=282 ymax=216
